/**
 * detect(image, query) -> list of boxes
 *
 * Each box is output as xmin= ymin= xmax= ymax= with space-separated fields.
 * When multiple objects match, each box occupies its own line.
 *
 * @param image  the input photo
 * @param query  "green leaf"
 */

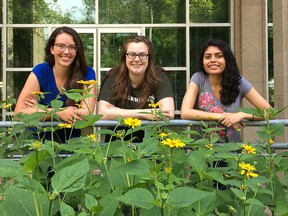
xmin=187 ymin=151 xmax=207 ymax=173
xmin=74 ymin=115 xmax=103 ymax=129
xmin=167 ymin=187 xmax=211 ymax=208
xmin=0 ymin=159 xmax=26 ymax=177
xmin=97 ymin=188 xmax=122 ymax=216
xmin=65 ymin=92 xmax=82 ymax=102
xmin=246 ymin=198 xmax=264 ymax=207
xmin=51 ymin=158 xmax=89 ymax=194
xmin=191 ymin=191 xmax=218 ymax=215
xmin=230 ymin=188 xmax=245 ymax=200
xmin=60 ymin=202 xmax=75 ymax=216
xmin=22 ymin=150 xmax=48 ymax=173
xmin=14 ymin=176 xmax=47 ymax=195
xmin=85 ymin=194 xmax=98 ymax=211
xmin=138 ymin=137 xmax=160 ymax=156
xmin=50 ymin=99 xmax=63 ymax=110
xmin=116 ymin=188 xmax=154 ymax=209
xmin=2 ymin=186 xmax=51 ymax=216
xmin=117 ymin=159 xmax=150 ymax=176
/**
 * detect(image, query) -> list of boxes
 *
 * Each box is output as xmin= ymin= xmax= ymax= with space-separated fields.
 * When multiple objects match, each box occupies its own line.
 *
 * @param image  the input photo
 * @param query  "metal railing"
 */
xmin=1 ymin=119 xmax=287 ymax=159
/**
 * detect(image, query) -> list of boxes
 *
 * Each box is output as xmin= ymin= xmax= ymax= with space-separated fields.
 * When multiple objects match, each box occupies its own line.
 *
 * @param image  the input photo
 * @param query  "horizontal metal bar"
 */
xmin=1 ymin=119 xmax=288 ymax=127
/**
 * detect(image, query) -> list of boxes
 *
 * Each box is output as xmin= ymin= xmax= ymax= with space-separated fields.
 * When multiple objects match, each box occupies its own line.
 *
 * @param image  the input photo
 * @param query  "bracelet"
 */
xmin=252 ymin=114 xmax=255 ymax=120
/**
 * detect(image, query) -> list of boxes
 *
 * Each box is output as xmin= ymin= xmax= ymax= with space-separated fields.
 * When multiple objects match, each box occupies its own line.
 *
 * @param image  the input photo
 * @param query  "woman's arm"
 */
xmin=97 ymin=100 xmax=155 ymax=120
xmin=98 ymin=97 xmax=174 ymax=120
xmin=14 ymin=73 xmax=43 ymax=115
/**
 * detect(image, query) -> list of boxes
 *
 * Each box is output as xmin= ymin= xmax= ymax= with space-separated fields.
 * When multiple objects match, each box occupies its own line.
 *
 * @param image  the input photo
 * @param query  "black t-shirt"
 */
xmin=98 ymin=66 xmax=174 ymax=108
xmin=98 ymin=66 xmax=174 ymax=142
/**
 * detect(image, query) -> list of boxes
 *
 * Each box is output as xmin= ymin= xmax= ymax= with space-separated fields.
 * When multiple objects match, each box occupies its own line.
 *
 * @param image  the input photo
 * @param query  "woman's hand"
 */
xmin=24 ymin=97 xmax=38 ymax=108
xmin=56 ymin=106 xmax=81 ymax=124
xmin=220 ymin=112 xmax=247 ymax=128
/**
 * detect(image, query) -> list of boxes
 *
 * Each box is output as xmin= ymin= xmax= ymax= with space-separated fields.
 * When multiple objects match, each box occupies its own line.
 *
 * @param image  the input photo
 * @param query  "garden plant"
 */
xmin=0 ymin=84 xmax=287 ymax=216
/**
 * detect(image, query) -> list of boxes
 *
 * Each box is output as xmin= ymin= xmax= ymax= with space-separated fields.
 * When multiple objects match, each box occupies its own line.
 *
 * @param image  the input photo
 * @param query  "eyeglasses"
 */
xmin=126 ymin=52 xmax=149 ymax=60
xmin=54 ymin=43 xmax=78 ymax=51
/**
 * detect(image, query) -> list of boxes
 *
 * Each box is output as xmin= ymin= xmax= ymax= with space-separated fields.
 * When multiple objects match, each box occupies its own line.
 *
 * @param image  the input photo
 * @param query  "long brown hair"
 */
xmin=44 ymin=26 xmax=87 ymax=106
xmin=114 ymin=35 xmax=159 ymax=108
xmin=198 ymin=39 xmax=241 ymax=105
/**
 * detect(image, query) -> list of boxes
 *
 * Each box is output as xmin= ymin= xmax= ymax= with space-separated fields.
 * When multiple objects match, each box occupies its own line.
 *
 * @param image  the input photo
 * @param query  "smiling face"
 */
xmin=50 ymin=33 xmax=77 ymax=68
xmin=126 ymin=42 xmax=149 ymax=77
xmin=203 ymin=46 xmax=226 ymax=76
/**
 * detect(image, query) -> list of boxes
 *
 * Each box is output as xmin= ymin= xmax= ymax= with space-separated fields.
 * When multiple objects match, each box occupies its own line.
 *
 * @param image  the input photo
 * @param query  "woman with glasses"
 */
xmin=97 ymin=35 xmax=174 ymax=141
xmin=181 ymin=39 xmax=270 ymax=142
xmin=14 ymin=26 xmax=96 ymax=143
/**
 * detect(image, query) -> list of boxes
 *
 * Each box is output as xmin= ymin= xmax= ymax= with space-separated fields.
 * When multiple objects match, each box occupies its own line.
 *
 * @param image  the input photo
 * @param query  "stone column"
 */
xmin=235 ymin=1 xmax=267 ymax=142
xmin=273 ymin=1 xmax=288 ymax=142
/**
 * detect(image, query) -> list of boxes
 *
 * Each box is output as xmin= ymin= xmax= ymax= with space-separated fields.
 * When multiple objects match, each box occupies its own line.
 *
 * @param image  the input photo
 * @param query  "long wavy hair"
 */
xmin=112 ymin=35 xmax=159 ymax=108
xmin=44 ymin=26 xmax=87 ymax=106
xmin=199 ymin=39 xmax=241 ymax=105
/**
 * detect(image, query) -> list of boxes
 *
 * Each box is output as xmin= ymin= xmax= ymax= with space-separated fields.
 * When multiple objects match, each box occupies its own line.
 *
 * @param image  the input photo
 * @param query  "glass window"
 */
xmin=7 ymin=0 xmax=95 ymax=24
xmin=7 ymin=28 xmax=47 ymax=68
xmin=99 ymin=0 xmax=185 ymax=24
xmin=146 ymin=28 xmax=186 ymax=67
xmin=190 ymin=27 xmax=230 ymax=76
xmin=190 ymin=0 xmax=230 ymax=23
xmin=78 ymin=33 xmax=94 ymax=67
xmin=268 ymin=27 xmax=274 ymax=106
xmin=0 ymin=0 xmax=2 ymax=23
xmin=6 ymin=71 xmax=30 ymax=102
xmin=0 ymin=29 xmax=2 ymax=101
xmin=101 ymin=33 xmax=138 ymax=68
xmin=166 ymin=71 xmax=186 ymax=111
xmin=268 ymin=0 xmax=273 ymax=23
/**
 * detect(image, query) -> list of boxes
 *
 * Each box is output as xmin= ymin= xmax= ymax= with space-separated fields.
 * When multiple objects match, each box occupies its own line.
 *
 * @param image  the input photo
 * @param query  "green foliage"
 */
xmin=1 ymin=91 xmax=288 ymax=215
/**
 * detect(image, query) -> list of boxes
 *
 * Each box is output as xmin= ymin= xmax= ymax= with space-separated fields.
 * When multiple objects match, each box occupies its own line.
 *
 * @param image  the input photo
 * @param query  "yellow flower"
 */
xmin=32 ymin=140 xmax=41 ymax=149
xmin=148 ymin=102 xmax=159 ymax=108
xmin=32 ymin=91 xmax=43 ymax=95
xmin=124 ymin=117 xmax=142 ymax=128
xmin=77 ymin=80 xmax=97 ymax=85
xmin=205 ymin=143 xmax=213 ymax=150
xmin=32 ymin=91 xmax=45 ymax=99
xmin=87 ymin=134 xmax=96 ymax=142
xmin=165 ymin=167 xmax=172 ymax=175
xmin=268 ymin=138 xmax=274 ymax=145
xmin=58 ymin=123 xmax=72 ymax=128
xmin=2 ymin=103 xmax=12 ymax=110
xmin=208 ymin=116 xmax=216 ymax=120
xmin=159 ymin=132 xmax=169 ymax=139
xmin=75 ymin=103 xmax=83 ymax=109
xmin=239 ymin=162 xmax=256 ymax=171
xmin=246 ymin=171 xmax=258 ymax=178
xmin=239 ymin=162 xmax=258 ymax=178
xmin=161 ymin=138 xmax=185 ymax=148
xmin=241 ymin=143 xmax=256 ymax=154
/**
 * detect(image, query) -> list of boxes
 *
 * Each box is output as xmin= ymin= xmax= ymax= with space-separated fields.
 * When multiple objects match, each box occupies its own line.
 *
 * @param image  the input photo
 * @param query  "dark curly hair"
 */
xmin=199 ymin=39 xmax=241 ymax=105
xmin=44 ymin=26 xmax=87 ymax=106
xmin=112 ymin=35 xmax=159 ymax=108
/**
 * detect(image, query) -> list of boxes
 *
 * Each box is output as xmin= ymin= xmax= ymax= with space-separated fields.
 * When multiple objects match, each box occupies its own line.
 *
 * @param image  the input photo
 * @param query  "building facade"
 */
xmin=0 ymin=0 xmax=287 ymax=141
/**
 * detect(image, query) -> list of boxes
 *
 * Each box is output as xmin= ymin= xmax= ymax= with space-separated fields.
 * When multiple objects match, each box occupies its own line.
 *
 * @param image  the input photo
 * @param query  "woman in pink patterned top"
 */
xmin=181 ymin=39 xmax=270 ymax=142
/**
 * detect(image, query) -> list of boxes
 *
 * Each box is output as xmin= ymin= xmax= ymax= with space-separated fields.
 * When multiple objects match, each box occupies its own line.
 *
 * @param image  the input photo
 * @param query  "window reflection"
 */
xmin=166 ymin=71 xmax=186 ymax=111
xmin=6 ymin=71 xmax=30 ymax=101
xmin=190 ymin=0 xmax=229 ymax=23
xmin=99 ymin=0 xmax=185 ymax=24
xmin=146 ymin=28 xmax=186 ymax=67
xmin=101 ymin=33 xmax=137 ymax=68
xmin=7 ymin=28 xmax=46 ymax=68
xmin=7 ymin=0 xmax=95 ymax=24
